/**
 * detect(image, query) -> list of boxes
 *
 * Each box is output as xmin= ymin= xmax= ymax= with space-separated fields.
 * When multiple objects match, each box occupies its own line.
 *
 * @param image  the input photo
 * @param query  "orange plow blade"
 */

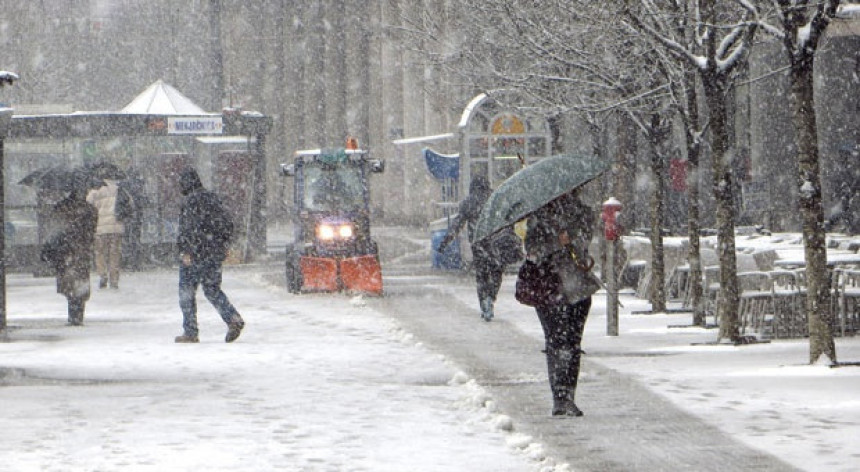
xmin=299 ymin=257 xmax=339 ymax=292
xmin=340 ymin=255 xmax=384 ymax=296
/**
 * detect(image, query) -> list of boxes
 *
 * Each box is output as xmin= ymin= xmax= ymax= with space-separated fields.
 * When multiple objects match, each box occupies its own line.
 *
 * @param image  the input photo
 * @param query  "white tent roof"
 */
xmin=121 ymin=79 xmax=208 ymax=114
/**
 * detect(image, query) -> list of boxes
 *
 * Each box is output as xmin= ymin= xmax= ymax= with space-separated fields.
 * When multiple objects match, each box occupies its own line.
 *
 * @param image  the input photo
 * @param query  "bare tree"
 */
xmin=624 ymin=0 xmax=760 ymax=343
xmin=758 ymin=0 xmax=842 ymax=363
xmin=400 ymin=2 xmax=686 ymax=312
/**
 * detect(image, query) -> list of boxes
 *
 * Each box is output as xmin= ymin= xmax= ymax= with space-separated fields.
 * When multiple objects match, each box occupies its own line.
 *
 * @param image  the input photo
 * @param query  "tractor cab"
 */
xmin=280 ymin=145 xmax=385 ymax=295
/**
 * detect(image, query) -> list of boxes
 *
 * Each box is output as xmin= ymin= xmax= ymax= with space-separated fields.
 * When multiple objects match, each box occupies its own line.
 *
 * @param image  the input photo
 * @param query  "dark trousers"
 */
xmin=474 ymin=253 xmax=505 ymax=305
xmin=535 ymin=297 xmax=591 ymax=402
xmin=179 ymin=258 xmax=241 ymax=336
xmin=67 ymin=296 xmax=85 ymax=324
xmin=123 ymin=220 xmax=143 ymax=270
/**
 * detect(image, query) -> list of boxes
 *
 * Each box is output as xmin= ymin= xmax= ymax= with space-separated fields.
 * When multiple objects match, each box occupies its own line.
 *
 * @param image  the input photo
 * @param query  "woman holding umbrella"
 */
xmin=471 ymin=154 xmax=608 ymax=416
xmin=524 ymin=189 xmax=596 ymax=417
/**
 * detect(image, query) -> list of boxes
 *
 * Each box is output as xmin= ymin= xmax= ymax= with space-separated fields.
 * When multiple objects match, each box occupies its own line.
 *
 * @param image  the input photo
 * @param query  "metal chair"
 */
xmin=836 ymin=269 xmax=860 ymax=336
xmin=769 ymin=269 xmax=806 ymax=338
xmin=703 ymin=265 xmax=721 ymax=324
xmin=737 ymin=271 xmax=774 ymax=337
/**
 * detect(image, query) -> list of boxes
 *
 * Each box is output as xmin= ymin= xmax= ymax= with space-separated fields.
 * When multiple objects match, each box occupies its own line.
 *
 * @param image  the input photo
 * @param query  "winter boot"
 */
xmin=225 ymin=319 xmax=245 ymax=343
xmin=174 ymin=334 xmax=199 ymax=343
xmin=551 ymin=396 xmax=584 ymax=417
xmin=546 ymin=347 xmax=584 ymax=416
xmin=480 ymin=297 xmax=494 ymax=322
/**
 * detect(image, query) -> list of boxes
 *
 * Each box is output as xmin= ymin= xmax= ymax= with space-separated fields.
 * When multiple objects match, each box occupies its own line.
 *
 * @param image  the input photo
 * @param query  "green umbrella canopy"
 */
xmin=473 ymin=154 xmax=609 ymax=243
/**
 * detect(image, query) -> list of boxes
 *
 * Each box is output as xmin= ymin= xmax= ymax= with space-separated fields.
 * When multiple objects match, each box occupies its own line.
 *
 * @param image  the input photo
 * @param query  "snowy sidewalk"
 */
xmin=0 ymin=267 xmax=541 ymax=472
xmin=370 ymin=225 xmax=860 ymax=472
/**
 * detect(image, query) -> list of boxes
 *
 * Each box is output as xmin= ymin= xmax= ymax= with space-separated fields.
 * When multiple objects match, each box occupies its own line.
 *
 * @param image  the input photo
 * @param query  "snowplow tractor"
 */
xmin=280 ymin=146 xmax=385 ymax=296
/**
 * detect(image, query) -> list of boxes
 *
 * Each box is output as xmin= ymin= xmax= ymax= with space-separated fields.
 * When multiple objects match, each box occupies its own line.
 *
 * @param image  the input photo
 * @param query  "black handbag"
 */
xmin=515 ymin=259 xmax=563 ymax=307
xmin=40 ymin=232 xmax=71 ymax=272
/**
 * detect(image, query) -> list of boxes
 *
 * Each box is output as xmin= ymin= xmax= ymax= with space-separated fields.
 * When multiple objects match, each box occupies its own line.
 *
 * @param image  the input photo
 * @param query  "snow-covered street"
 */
xmin=1 ymin=226 xmax=860 ymax=471
xmin=0 ymin=267 xmax=535 ymax=472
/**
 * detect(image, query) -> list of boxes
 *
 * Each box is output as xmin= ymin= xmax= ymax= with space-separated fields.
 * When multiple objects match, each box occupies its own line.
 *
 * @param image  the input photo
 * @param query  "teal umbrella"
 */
xmin=473 ymin=154 xmax=609 ymax=243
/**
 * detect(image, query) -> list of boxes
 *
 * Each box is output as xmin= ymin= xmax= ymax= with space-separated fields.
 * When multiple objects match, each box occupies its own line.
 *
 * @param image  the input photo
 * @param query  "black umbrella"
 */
xmin=87 ymin=161 xmax=127 ymax=180
xmin=18 ymin=166 xmax=105 ymax=193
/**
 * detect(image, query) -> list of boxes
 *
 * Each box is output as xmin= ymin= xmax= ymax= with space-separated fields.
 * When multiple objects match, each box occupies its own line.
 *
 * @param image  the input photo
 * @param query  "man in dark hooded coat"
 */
xmin=174 ymin=167 xmax=244 ymax=343
xmin=439 ymin=175 xmax=523 ymax=321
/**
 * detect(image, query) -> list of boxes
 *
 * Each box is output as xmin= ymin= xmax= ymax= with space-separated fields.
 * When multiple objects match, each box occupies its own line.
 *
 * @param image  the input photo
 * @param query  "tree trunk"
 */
xmin=616 ymin=114 xmax=637 ymax=232
xmin=790 ymin=54 xmax=837 ymax=364
xmin=648 ymin=114 xmax=667 ymax=312
xmin=702 ymin=73 xmax=740 ymax=343
xmin=683 ymin=70 xmax=705 ymax=326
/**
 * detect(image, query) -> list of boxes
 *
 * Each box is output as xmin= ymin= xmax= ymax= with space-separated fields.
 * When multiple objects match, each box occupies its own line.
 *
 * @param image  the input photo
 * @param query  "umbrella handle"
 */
xmin=568 ymin=246 xmax=594 ymax=271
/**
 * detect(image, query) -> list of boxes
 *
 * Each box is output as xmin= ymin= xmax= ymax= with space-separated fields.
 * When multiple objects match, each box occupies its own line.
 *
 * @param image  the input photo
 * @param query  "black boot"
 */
xmin=547 ymin=347 xmax=584 ymax=417
xmin=552 ymin=397 xmax=584 ymax=417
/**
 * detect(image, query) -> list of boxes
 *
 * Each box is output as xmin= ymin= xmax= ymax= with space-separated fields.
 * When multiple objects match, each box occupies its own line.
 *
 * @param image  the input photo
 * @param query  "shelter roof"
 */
xmin=121 ymin=80 xmax=208 ymax=114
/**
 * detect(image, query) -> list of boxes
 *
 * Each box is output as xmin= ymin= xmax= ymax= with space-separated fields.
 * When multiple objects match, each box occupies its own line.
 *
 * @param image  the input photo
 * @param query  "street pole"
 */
xmin=607 ymin=238 xmax=618 ymax=336
xmin=602 ymin=198 xmax=623 ymax=336
xmin=0 ymin=107 xmax=12 ymax=336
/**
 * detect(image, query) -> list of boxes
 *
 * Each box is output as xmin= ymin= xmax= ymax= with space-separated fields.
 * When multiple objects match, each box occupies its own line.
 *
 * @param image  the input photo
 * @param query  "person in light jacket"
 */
xmin=524 ymin=189 xmax=595 ymax=417
xmin=87 ymin=179 xmax=124 ymax=289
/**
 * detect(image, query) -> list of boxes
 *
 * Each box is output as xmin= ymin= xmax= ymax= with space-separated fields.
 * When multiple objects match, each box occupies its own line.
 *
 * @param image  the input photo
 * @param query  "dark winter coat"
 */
xmin=177 ymin=168 xmax=234 ymax=262
xmin=524 ymin=191 xmax=596 ymax=305
xmin=525 ymin=192 xmax=594 ymax=264
xmin=44 ymin=192 xmax=97 ymax=299
xmin=117 ymin=169 xmax=148 ymax=225
xmin=442 ymin=176 xmax=523 ymax=265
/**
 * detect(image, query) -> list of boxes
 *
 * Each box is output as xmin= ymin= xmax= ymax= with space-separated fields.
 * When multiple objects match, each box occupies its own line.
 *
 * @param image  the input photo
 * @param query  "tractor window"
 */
xmin=303 ymin=163 xmax=365 ymax=212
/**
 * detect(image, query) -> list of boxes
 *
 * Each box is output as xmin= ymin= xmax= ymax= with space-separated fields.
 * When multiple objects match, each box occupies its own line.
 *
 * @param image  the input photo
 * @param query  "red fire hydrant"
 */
xmin=601 ymin=198 xmax=623 ymax=241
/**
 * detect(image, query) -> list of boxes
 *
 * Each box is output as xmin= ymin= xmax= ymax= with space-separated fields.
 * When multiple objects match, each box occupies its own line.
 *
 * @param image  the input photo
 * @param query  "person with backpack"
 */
xmin=438 ymin=175 xmax=523 ymax=321
xmin=173 ymin=167 xmax=245 ymax=343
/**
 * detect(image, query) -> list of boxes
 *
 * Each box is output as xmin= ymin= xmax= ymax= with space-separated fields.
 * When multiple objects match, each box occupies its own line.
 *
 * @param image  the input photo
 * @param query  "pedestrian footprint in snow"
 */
xmin=174 ymin=167 xmax=245 ymax=343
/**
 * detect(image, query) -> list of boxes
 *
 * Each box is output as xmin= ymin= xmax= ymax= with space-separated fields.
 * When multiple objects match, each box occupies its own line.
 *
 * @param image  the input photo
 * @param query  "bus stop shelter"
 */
xmin=6 ymin=97 xmax=272 ymax=269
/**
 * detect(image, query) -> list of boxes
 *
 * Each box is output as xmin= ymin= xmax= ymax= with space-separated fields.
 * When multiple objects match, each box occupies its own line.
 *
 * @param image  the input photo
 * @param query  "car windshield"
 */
xmin=303 ymin=163 xmax=365 ymax=212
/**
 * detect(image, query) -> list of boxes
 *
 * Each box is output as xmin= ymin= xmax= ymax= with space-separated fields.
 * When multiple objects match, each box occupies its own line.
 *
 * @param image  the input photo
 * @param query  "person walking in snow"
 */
xmin=41 ymin=171 xmax=98 ymax=326
xmin=174 ymin=167 xmax=245 ymax=343
xmin=87 ymin=174 xmax=125 ymax=289
xmin=438 ymin=175 xmax=523 ymax=321
xmin=522 ymin=189 xmax=595 ymax=417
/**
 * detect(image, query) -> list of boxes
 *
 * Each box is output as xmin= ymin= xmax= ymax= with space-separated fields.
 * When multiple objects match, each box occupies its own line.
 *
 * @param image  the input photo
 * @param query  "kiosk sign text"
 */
xmin=168 ymin=117 xmax=223 ymax=135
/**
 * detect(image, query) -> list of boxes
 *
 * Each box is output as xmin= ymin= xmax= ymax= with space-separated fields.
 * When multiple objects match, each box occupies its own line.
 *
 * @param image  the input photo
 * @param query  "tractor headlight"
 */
xmin=338 ymin=224 xmax=354 ymax=239
xmin=318 ymin=224 xmax=336 ymax=240
xmin=317 ymin=223 xmax=355 ymax=241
